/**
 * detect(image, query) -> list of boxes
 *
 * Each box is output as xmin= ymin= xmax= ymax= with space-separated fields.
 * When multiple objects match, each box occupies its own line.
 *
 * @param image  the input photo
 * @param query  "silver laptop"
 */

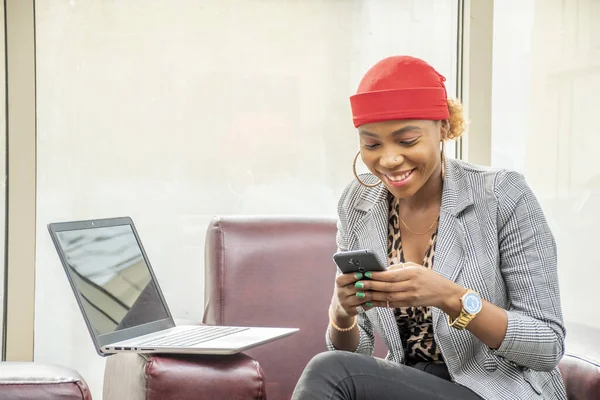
xmin=48 ymin=216 xmax=298 ymax=356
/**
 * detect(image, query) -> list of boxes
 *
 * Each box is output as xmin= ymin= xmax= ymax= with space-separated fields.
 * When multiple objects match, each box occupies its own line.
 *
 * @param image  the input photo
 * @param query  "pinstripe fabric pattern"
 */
xmin=326 ymin=158 xmax=567 ymax=400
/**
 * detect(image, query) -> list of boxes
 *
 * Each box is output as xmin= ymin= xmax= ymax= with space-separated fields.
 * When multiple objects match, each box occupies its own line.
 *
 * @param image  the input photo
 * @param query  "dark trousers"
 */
xmin=292 ymin=352 xmax=483 ymax=400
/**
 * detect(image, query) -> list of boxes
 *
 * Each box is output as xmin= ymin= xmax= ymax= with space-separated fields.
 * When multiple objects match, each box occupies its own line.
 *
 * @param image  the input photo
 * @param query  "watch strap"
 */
xmin=448 ymin=289 xmax=480 ymax=330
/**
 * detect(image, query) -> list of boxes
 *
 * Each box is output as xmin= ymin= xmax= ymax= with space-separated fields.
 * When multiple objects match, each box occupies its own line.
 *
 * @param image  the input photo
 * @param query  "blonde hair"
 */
xmin=445 ymin=98 xmax=468 ymax=140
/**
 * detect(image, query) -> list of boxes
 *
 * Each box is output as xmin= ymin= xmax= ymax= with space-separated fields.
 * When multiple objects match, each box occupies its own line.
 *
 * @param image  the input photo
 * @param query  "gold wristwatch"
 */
xmin=448 ymin=289 xmax=482 ymax=330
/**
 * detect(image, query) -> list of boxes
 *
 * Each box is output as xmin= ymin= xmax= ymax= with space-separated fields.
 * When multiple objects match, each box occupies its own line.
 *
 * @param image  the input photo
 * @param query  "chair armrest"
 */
xmin=558 ymin=354 xmax=600 ymax=400
xmin=104 ymin=352 xmax=266 ymax=400
xmin=0 ymin=362 xmax=91 ymax=399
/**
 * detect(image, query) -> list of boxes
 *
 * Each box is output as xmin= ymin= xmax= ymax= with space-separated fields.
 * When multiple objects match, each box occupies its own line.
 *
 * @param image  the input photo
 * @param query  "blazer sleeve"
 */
xmin=325 ymin=182 xmax=375 ymax=356
xmin=492 ymin=170 xmax=566 ymax=371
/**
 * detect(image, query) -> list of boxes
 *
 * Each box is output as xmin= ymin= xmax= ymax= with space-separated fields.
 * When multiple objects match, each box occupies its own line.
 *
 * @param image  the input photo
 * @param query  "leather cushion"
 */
xmin=0 ymin=362 xmax=91 ymax=400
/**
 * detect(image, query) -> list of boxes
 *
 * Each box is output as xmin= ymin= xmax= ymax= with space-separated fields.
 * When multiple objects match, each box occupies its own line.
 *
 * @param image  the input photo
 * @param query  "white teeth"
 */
xmin=387 ymin=170 xmax=412 ymax=182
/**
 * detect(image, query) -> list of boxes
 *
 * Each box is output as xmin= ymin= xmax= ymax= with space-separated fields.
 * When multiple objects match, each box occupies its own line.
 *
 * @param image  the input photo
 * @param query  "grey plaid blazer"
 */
xmin=326 ymin=158 xmax=567 ymax=400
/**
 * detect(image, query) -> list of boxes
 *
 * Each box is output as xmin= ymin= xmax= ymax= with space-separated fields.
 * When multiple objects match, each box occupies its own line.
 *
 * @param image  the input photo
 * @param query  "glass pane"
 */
xmin=492 ymin=0 xmax=600 ymax=360
xmin=35 ymin=1 xmax=459 ymax=396
xmin=0 ymin=1 xmax=6 ymax=357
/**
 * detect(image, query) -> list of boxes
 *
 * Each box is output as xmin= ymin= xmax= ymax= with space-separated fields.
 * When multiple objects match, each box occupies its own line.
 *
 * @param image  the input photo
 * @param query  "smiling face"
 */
xmin=358 ymin=119 xmax=449 ymax=199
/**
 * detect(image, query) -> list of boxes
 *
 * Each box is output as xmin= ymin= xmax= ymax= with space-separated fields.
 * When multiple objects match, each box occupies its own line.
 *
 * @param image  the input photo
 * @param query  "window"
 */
xmin=492 ymin=0 xmax=600 ymax=359
xmin=35 ymin=1 xmax=460 ymax=396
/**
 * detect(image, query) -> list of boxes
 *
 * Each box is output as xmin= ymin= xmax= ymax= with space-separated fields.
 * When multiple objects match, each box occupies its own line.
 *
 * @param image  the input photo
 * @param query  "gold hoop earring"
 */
xmin=441 ymin=141 xmax=446 ymax=181
xmin=353 ymin=151 xmax=381 ymax=188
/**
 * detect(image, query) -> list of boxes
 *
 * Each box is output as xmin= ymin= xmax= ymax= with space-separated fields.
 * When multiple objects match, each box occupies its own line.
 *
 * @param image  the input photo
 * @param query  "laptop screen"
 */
xmin=54 ymin=224 xmax=170 ymax=336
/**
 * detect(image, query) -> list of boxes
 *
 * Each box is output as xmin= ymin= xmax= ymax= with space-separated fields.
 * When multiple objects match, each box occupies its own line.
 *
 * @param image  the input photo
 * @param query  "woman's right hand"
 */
xmin=331 ymin=272 xmax=373 ymax=322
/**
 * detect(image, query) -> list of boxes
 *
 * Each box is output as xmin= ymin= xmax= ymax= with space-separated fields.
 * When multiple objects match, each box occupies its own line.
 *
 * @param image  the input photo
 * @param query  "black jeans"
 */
xmin=291 ymin=352 xmax=483 ymax=400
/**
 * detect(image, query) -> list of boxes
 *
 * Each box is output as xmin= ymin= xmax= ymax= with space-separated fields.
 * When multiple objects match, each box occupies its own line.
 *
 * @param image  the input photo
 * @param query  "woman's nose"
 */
xmin=379 ymin=152 xmax=404 ymax=169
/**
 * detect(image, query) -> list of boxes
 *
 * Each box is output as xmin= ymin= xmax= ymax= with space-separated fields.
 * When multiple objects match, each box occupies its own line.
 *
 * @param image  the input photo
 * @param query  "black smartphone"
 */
xmin=332 ymin=249 xmax=387 ymax=276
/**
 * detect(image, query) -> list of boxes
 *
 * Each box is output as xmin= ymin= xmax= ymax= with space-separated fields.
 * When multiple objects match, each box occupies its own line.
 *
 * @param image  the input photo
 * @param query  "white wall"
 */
xmin=34 ymin=1 xmax=458 ymax=397
xmin=492 ymin=0 xmax=600 ymax=359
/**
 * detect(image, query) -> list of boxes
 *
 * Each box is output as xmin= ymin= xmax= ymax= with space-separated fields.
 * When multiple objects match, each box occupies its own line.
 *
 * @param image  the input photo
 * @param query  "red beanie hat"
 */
xmin=350 ymin=56 xmax=449 ymax=128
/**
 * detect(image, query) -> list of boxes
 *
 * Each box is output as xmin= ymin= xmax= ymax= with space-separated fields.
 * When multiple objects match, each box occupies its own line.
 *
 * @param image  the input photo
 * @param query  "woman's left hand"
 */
xmin=357 ymin=262 xmax=465 ymax=312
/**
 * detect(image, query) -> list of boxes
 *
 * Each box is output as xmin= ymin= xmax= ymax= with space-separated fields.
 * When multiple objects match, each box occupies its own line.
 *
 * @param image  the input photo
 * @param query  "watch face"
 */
xmin=463 ymin=292 xmax=482 ymax=314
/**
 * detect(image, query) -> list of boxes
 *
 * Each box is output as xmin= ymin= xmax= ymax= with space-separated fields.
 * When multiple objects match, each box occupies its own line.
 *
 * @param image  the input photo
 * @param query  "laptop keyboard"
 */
xmin=137 ymin=326 xmax=248 ymax=347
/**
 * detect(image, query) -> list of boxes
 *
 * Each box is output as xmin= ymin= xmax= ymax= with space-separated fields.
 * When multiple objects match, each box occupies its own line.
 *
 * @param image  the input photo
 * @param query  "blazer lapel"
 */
xmin=434 ymin=212 xmax=466 ymax=282
xmin=354 ymin=186 xmax=388 ymax=268
xmin=433 ymin=158 xmax=472 ymax=283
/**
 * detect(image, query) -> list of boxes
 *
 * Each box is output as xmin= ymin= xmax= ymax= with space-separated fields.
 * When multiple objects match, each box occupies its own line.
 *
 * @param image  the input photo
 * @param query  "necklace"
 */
xmin=400 ymin=216 xmax=438 ymax=235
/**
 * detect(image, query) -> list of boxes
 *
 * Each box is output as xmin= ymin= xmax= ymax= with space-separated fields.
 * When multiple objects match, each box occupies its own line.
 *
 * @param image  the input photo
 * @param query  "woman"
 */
xmin=292 ymin=56 xmax=567 ymax=399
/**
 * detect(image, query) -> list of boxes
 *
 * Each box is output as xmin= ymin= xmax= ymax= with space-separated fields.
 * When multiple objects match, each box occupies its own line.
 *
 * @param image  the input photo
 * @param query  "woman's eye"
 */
xmin=400 ymin=139 xmax=418 ymax=146
xmin=364 ymin=143 xmax=379 ymax=149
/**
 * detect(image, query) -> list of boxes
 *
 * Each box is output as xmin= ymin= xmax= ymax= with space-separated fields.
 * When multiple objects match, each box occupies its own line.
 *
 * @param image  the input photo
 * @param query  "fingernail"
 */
xmin=355 ymin=282 xmax=364 ymax=289
xmin=354 ymin=272 xmax=363 ymax=279
xmin=365 ymin=272 xmax=372 ymax=278
xmin=356 ymin=292 xmax=365 ymax=298
xmin=365 ymin=302 xmax=373 ymax=307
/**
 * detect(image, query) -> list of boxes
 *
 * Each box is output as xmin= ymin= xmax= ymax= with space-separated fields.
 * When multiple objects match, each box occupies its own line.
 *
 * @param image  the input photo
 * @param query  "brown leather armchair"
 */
xmin=203 ymin=215 xmax=600 ymax=400
xmin=559 ymin=354 xmax=600 ymax=400
xmin=103 ymin=352 xmax=265 ymax=400
xmin=203 ymin=215 xmax=342 ymax=400
xmin=0 ymin=362 xmax=92 ymax=399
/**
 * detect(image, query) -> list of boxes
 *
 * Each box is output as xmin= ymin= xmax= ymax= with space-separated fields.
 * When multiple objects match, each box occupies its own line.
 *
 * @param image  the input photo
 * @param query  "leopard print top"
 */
xmin=388 ymin=194 xmax=444 ymax=364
